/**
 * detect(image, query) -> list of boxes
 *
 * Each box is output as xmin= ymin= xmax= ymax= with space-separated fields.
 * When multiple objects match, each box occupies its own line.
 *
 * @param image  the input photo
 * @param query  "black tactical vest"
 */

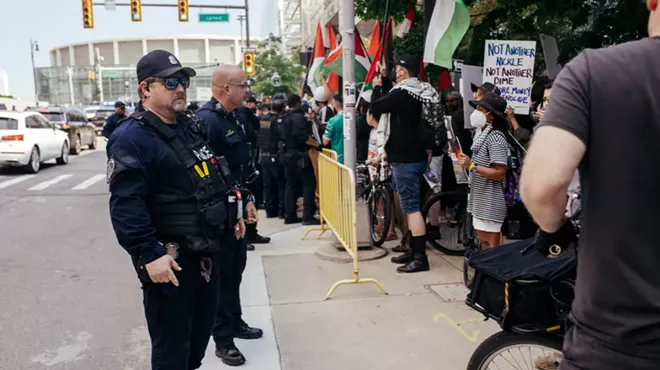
xmin=257 ymin=113 xmax=280 ymax=155
xmin=132 ymin=111 xmax=236 ymax=253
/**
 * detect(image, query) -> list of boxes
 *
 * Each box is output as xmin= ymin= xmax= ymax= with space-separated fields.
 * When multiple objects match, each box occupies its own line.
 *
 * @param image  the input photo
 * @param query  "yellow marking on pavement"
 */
xmin=434 ymin=312 xmax=481 ymax=343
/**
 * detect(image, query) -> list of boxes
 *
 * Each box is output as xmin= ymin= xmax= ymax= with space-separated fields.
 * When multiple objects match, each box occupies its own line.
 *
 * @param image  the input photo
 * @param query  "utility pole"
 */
xmin=30 ymin=39 xmax=39 ymax=101
xmin=95 ymin=47 xmax=105 ymax=102
xmin=66 ymin=67 xmax=75 ymax=106
xmin=244 ymin=0 xmax=250 ymax=48
xmin=340 ymin=0 xmax=356 ymax=171
xmin=238 ymin=14 xmax=246 ymax=51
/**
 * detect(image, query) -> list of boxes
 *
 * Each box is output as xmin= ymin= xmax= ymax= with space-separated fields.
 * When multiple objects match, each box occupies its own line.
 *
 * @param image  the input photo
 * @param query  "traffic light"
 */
xmin=131 ymin=0 xmax=142 ymax=22
xmin=243 ymin=52 xmax=256 ymax=77
xmin=82 ymin=0 xmax=94 ymax=29
xmin=178 ymin=0 xmax=189 ymax=22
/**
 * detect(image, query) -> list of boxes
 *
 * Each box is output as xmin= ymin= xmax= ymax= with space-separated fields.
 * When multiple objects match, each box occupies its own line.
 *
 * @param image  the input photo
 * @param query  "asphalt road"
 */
xmin=0 ymin=140 xmax=151 ymax=370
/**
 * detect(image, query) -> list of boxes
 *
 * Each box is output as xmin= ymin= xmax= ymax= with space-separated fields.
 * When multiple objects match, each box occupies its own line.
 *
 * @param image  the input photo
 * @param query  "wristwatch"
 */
xmin=470 ymin=163 xmax=478 ymax=173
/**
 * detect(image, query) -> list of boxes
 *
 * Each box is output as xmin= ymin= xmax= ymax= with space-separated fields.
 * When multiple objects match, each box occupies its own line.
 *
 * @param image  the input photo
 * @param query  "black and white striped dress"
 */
xmin=468 ymin=125 xmax=509 ymax=223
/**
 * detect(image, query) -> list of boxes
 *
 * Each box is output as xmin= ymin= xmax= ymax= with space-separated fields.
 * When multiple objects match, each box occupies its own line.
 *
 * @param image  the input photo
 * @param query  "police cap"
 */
xmin=137 ymin=50 xmax=197 ymax=83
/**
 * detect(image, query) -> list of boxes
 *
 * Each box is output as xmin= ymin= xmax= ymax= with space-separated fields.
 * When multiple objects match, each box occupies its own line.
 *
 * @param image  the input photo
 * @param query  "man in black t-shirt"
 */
xmin=520 ymin=3 xmax=660 ymax=368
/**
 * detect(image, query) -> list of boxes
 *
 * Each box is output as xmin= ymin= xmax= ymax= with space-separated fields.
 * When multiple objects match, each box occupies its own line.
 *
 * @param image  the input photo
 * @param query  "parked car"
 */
xmin=35 ymin=107 xmax=96 ymax=154
xmin=0 ymin=111 xmax=69 ymax=173
xmin=84 ymin=106 xmax=99 ymax=121
xmin=91 ymin=107 xmax=116 ymax=135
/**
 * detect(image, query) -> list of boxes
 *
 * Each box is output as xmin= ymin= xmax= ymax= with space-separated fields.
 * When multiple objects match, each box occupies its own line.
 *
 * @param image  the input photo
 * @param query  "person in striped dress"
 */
xmin=457 ymin=93 xmax=509 ymax=249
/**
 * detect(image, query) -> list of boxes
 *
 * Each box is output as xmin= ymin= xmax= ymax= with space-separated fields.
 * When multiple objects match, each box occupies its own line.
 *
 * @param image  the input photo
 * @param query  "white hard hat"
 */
xmin=313 ymin=86 xmax=328 ymax=102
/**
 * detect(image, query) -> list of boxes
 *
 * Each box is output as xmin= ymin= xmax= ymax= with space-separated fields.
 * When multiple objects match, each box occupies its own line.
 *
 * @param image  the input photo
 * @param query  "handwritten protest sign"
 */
xmin=482 ymin=40 xmax=536 ymax=115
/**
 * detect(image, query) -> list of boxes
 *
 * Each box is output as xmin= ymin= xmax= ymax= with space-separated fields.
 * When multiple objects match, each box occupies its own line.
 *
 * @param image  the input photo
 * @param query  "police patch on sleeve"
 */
xmin=106 ymin=157 xmax=115 ymax=184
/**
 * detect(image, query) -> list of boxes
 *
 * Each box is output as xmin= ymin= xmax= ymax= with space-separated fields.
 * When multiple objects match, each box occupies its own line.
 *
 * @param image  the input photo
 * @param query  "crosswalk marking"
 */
xmin=28 ymin=174 xmax=73 ymax=191
xmin=71 ymin=174 xmax=106 ymax=190
xmin=0 ymin=175 xmax=36 ymax=190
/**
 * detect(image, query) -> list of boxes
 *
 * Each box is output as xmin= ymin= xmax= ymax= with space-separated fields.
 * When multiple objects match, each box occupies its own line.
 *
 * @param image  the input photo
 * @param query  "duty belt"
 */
xmin=163 ymin=242 xmax=213 ymax=283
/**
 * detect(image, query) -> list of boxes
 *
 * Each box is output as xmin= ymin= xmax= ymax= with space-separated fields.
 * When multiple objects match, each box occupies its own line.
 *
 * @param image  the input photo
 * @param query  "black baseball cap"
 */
xmin=114 ymin=101 xmax=126 ymax=108
xmin=469 ymin=92 xmax=508 ymax=122
xmin=136 ymin=50 xmax=196 ymax=83
xmin=395 ymin=55 xmax=419 ymax=76
xmin=187 ymin=102 xmax=199 ymax=110
xmin=471 ymin=82 xmax=501 ymax=96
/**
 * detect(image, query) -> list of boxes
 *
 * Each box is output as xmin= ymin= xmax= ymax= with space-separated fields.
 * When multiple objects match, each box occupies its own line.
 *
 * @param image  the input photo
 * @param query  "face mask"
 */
xmin=470 ymin=110 xmax=487 ymax=129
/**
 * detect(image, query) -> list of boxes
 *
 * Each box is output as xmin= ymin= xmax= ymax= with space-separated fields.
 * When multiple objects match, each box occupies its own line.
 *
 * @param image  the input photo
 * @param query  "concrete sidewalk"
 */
xmin=200 ymin=213 xmax=499 ymax=370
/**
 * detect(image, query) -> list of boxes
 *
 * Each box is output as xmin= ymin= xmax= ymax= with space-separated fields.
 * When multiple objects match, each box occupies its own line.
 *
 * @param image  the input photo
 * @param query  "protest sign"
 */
xmin=483 ymin=40 xmax=536 ymax=115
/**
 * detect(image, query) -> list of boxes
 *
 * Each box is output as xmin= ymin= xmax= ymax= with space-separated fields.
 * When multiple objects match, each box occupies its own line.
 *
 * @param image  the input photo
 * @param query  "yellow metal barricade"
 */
xmin=302 ymin=148 xmax=338 ymax=240
xmin=314 ymin=153 xmax=387 ymax=300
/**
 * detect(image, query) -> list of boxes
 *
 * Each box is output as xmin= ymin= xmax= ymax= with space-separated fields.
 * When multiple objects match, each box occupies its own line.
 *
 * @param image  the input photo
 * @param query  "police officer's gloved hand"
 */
xmin=316 ymin=143 xmax=324 ymax=151
xmin=534 ymin=220 xmax=577 ymax=257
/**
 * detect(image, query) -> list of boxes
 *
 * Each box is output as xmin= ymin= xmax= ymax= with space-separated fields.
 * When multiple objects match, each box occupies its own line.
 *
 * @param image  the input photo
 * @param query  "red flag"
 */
xmin=367 ymin=21 xmax=381 ymax=58
xmin=364 ymin=18 xmax=392 ymax=84
xmin=326 ymin=23 xmax=340 ymax=94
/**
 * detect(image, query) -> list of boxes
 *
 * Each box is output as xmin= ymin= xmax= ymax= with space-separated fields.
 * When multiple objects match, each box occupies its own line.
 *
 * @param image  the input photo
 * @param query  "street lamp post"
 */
xmin=30 ymin=39 xmax=39 ymax=102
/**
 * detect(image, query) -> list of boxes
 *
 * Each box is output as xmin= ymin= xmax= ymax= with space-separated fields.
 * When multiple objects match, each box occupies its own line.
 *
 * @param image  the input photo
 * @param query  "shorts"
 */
xmin=472 ymin=216 xmax=503 ymax=232
xmin=391 ymin=161 xmax=427 ymax=214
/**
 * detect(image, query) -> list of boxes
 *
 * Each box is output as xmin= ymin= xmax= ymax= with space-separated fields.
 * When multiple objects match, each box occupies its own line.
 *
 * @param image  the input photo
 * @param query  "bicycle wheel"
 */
xmin=462 ymin=210 xmax=481 ymax=289
xmin=369 ymin=186 xmax=393 ymax=247
xmin=467 ymin=331 xmax=563 ymax=370
xmin=422 ymin=191 xmax=467 ymax=256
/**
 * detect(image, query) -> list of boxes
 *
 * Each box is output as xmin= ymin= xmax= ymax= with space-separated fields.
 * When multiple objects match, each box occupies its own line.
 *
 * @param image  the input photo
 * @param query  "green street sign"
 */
xmin=199 ymin=13 xmax=229 ymax=22
xmin=102 ymin=71 xmax=118 ymax=78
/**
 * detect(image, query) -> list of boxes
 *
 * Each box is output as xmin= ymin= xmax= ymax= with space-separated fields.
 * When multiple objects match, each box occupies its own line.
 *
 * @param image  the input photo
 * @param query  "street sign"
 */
xmin=102 ymin=71 xmax=118 ymax=78
xmin=105 ymin=0 xmax=116 ymax=11
xmin=199 ymin=13 xmax=229 ymax=22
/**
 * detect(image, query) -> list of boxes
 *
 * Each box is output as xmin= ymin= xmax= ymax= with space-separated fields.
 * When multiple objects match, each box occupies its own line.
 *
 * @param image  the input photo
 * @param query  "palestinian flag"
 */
xmin=397 ymin=8 xmax=415 ymax=38
xmin=306 ymin=23 xmax=326 ymax=92
xmin=438 ymin=70 xmax=453 ymax=98
xmin=322 ymin=27 xmax=371 ymax=86
xmin=423 ymin=0 xmax=470 ymax=69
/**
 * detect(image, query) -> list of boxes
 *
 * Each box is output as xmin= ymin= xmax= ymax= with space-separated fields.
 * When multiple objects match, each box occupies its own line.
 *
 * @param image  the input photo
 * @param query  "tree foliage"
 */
xmin=355 ymin=0 xmax=417 ymax=23
xmin=251 ymin=34 xmax=305 ymax=97
xmin=357 ymin=0 xmax=649 ymax=79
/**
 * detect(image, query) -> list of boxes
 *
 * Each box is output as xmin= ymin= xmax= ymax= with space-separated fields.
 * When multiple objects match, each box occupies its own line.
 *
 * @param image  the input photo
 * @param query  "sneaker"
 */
xmin=533 ymin=353 xmax=562 ymax=370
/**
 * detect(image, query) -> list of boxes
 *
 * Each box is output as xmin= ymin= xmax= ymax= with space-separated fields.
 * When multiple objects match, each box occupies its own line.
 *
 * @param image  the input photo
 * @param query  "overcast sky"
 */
xmin=0 ymin=0 xmax=277 ymax=100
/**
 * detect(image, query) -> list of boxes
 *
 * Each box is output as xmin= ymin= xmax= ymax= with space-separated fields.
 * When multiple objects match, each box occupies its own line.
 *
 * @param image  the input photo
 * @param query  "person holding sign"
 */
xmin=456 ymin=93 xmax=509 ymax=249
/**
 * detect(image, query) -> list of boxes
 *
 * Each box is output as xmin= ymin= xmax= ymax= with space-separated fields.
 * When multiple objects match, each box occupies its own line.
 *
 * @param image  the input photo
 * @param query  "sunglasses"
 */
xmin=158 ymin=77 xmax=191 ymax=90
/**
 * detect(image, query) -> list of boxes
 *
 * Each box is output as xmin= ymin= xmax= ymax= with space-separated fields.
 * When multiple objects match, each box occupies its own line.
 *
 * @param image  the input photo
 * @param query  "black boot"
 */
xmin=391 ymin=248 xmax=414 ymax=264
xmin=215 ymin=343 xmax=246 ymax=366
xmin=397 ymin=235 xmax=430 ymax=273
xmin=246 ymin=223 xmax=271 ymax=244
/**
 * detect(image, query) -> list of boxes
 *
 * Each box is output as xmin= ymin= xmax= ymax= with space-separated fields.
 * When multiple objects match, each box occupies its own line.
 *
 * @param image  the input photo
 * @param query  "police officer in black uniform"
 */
xmin=280 ymin=94 xmax=321 ymax=225
xmin=234 ymin=96 xmax=270 ymax=245
xmin=195 ymin=64 xmax=263 ymax=367
xmin=258 ymin=94 xmax=286 ymax=218
xmin=107 ymin=50 xmax=242 ymax=370
xmin=102 ymin=101 xmax=127 ymax=138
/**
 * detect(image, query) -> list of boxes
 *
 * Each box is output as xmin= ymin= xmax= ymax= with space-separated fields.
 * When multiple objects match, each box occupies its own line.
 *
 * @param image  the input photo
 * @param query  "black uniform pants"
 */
xmin=284 ymin=162 xmax=316 ymax=222
xmin=143 ymin=253 xmax=219 ymax=370
xmin=212 ymin=238 xmax=248 ymax=348
xmin=261 ymin=156 xmax=285 ymax=217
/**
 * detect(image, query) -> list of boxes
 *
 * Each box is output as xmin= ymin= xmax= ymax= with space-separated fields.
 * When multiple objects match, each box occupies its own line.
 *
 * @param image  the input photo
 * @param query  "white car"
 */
xmin=0 ymin=111 xmax=70 ymax=173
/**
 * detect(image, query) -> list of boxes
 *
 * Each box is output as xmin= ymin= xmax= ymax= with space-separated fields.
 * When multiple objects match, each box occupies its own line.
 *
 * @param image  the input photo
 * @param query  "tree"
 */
xmin=357 ymin=0 xmax=649 ymax=79
xmin=251 ymin=34 xmax=305 ymax=97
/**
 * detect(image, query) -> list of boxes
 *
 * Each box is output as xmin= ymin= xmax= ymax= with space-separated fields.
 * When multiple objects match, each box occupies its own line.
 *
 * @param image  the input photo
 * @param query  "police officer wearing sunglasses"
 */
xmin=196 ymin=64 xmax=263 ymax=367
xmin=106 ymin=50 xmax=243 ymax=370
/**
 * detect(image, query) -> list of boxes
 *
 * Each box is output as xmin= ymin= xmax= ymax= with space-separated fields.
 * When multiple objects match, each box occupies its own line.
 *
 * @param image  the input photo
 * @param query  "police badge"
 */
xmin=106 ymin=158 xmax=115 ymax=184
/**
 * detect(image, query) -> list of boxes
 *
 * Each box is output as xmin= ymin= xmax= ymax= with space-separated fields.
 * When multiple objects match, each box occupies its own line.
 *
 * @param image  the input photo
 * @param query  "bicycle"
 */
xmin=464 ymin=194 xmax=581 ymax=370
xmin=422 ymin=184 xmax=480 ymax=262
xmin=356 ymin=161 xmax=394 ymax=247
